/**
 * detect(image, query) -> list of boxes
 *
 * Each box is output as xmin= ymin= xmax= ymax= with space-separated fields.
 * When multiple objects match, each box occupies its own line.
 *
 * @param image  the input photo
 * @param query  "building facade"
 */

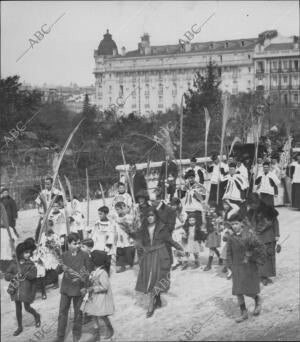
xmin=93 ymin=30 xmax=299 ymax=117
xmin=253 ymin=31 xmax=299 ymax=113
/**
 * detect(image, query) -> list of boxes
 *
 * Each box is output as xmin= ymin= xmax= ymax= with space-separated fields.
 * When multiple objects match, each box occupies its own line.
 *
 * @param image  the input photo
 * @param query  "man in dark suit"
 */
xmin=0 ymin=187 xmax=18 ymax=237
xmin=158 ymin=156 xmax=178 ymax=201
xmin=129 ymin=163 xmax=148 ymax=202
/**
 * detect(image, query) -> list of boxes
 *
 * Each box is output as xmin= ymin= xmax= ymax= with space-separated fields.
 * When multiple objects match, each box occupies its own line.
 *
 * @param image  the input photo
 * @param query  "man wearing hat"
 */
xmin=0 ymin=187 xmax=18 ymax=237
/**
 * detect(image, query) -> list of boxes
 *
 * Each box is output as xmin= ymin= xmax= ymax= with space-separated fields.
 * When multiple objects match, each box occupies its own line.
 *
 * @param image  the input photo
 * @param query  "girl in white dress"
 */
xmin=81 ymin=250 xmax=115 ymax=341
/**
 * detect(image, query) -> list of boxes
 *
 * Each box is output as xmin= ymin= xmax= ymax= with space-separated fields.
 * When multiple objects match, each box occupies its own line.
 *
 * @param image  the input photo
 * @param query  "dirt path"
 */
xmin=1 ymin=205 xmax=299 ymax=341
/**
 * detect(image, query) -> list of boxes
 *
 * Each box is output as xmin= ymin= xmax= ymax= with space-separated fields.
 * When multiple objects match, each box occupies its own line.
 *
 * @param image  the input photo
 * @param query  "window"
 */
xmin=241 ymin=40 xmax=245 ymax=47
xmin=225 ymin=41 xmax=229 ymax=48
xmin=248 ymin=67 xmax=251 ymax=72
xmin=109 ymin=73 xmax=112 ymax=79
xmin=159 ymin=95 xmax=163 ymax=103
xmin=282 ymin=60 xmax=289 ymax=70
xmin=132 ymin=104 xmax=137 ymax=108
xmin=119 ymin=85 xmax=124 ymax=96
xmin=109 ymin=85 xmax=112 ymax=93
xmin=293 ymin=93 xmax=298 ymax=103
xmin=158 ymin=84 xmax=163 ymax=95
xmin=294 ymin=60 xmax=299 ymax=71
xmin=248 ymin=54 xmax=251 ymax=60
xmin=271 ymin=61 xmax=278 ymax=70
xmin=256 ymin=61 xmax=264 ymax=73
xmin=109 ymin=97 xmax=112 ymax=103
xmin=283 ymin=94 xmax=288 ymax=105
xmin=283 ymin=75 xmax=288 ymax=83
xmin=219 ymin=55 xmax=222 ymax=62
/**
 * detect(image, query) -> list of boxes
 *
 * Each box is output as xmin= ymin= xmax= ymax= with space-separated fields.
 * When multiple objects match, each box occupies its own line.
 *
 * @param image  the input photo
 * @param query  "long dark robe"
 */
xmin=247 ymin=204 xmax=280 ymax=278
xmin=227 ymin=230 xmax=265 ymax=296
xmin=134 ymin=221 xmax=181 ymax=294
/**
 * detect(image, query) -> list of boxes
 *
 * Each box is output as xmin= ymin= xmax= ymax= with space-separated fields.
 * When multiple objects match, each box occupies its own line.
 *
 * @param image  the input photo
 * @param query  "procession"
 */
xmin=1 ymin=136 xmax=300 ymax=341
xmin=1 ymin=1 xmax=299 ymax=341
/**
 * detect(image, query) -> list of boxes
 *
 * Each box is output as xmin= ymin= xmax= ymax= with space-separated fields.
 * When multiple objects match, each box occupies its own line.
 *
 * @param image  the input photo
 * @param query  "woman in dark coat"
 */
xmin=247 ymin=193 xmax=280 ymax=285
xmin=134 ymin=207 xmax=183 ymax=318
xmin=5 ymin=240 xmax=41 ymax=336
xmin=227 ymin=220 xmax=265 ymax=323
xmin=0 ymin=188 xmax=18 ymax=237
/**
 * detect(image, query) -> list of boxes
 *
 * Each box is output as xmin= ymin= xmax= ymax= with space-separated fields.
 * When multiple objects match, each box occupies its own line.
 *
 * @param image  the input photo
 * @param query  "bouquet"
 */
xmin=240 ymin=227 xmax=266 ymax=265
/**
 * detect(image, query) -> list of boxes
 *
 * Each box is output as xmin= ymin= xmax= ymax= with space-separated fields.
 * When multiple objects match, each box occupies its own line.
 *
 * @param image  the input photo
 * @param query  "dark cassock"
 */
xmin=158 ymin=159 xmax=178 ymax=201
xmin=247 ymin=197 xmax=280 ymax=285
xmin=0 ymin=188 xmax=18 ymax=237
xmin=288 ymin=157 xmax=300 ymax=209
xmin=129 ymin=170 xmax=148 ymax=203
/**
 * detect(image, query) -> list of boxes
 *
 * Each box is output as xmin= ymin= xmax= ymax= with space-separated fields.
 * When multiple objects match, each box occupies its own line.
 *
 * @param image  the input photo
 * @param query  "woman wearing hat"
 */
xmin=135 ymin=189 xmax=151 ymax=225
xmin=246 ymin=193 xmax=280 ymax=286
xmin=134 ymin=207 xmax=183 ymax=318
xmin=5 ymin=238 xmax=41 ymax=336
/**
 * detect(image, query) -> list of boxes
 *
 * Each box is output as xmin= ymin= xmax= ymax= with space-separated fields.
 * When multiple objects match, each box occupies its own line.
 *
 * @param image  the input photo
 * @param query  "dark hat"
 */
xmin=0 ymin=187 xmax=9 ymax=194
xmin=135 ymin=189 xmax=149 ymax=201
xmin=190 ymin=157 xmax=197 ymax=163
xmin=16 ymin=243 xmax=26 ymax=259
xmin=185 ymin=169 xmax=195 ymax=179
xmin=98 ymin=206 xmax=109 ymax=214
xmin=23 ymin=238 xmax=37 ymax=252
xmin=229 ymin=162 xmax=237 ymax=168
xmin=263 ymin=161 xmax=270 ymax=166
xmin=211 ymin=154 xmax=218 ymax=161
xmin=53 ymin=195 xmax=63 ymax=204
xmin=91 ymin=250 xmax=109 ymax=268
xmin=170 ymin=197 xmax=181 ymax=206
xmin=145 ymin=206 xmax=158 ymax=218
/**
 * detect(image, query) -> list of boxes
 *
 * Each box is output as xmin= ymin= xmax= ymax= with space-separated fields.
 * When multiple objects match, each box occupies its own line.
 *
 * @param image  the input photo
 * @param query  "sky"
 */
xmin=1 ymin=1 xmax=299 ymax=87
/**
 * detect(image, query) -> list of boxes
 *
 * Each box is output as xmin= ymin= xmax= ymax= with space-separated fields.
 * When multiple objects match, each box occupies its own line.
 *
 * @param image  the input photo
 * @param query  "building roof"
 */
xmin=97 ymin=29 xmax=118 ymax=56
xmin=112 ymin=37 xmax=258 ymax=59
xmin=264 ymin=43 xmax=295 ymax=51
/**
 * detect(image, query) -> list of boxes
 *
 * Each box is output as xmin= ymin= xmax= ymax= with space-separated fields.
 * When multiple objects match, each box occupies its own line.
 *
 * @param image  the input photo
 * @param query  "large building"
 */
xmin=93 ymin=30 xmax=299 ymax=117
xmin=253 ymin=31 xmax=299 ymax=113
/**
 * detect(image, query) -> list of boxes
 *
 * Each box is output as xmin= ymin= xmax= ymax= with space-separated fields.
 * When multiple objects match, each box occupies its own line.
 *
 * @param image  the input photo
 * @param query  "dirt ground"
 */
xmin=1 ymin=200 xmax=299 ymax=342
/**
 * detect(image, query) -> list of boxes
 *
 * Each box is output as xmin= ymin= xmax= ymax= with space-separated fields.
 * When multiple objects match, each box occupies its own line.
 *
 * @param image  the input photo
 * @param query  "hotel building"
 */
xmin=93 ymin=30 xmax=299 ymax=117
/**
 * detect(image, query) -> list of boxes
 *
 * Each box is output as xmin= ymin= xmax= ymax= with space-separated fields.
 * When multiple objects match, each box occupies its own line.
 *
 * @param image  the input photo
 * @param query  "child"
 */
xmin=90 ymin=206 xmax=116 ymax=256
xmin=54 ymin=232 xmax=92 ymax=342
xmin=81 ymin=250 xmax=115 ymax=341
xmin=170 ymin=198 xmax=187 ymax=269
xmin=41 ymin=226 xmax=61 ymax=289
xmin=220 ymin=223 xmax=233 ymax=279
xmin=81 ymin=238 xmax=94 ymax=257
xmin=114 ymin=202 xmax=136 ymax=273
xmin=112 ymin=182 xmax=133 ymax=212
xmin=227 ymin=220 xmax=265 ymax=323
xmin=182 ymin=213 xmax=202 ymax=269
xmin=30 ymin=237 xmax=47 ymax=300
xmin=204 ymin=206 xmax=222 ymax=271
xmin=5 ymin=239 xmax=41 ymax=336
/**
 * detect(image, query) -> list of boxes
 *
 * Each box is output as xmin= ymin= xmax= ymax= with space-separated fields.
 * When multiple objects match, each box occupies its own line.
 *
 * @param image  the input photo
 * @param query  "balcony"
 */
xmin=255 ymin=70 xmax=265 ymax=74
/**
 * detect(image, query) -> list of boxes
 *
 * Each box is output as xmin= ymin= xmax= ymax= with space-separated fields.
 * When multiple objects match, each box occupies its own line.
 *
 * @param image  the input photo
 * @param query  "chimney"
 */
xmin=140 ymin=33 xmax=150 ymax=55
xmin=121 ymin=46 xmax=126 ymax=56
xmin=184 ymin=41 xmax=191 ymax=52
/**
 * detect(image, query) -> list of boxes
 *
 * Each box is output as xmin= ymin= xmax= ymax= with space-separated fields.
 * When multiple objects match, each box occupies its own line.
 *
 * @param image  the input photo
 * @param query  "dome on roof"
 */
xmin=97 ymin=29 xmax=118 ymax=56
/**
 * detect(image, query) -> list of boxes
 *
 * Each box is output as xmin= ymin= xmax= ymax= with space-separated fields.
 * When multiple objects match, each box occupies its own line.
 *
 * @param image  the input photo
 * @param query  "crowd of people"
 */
xmin=0 ymin=150 xmax=299 ymax=342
